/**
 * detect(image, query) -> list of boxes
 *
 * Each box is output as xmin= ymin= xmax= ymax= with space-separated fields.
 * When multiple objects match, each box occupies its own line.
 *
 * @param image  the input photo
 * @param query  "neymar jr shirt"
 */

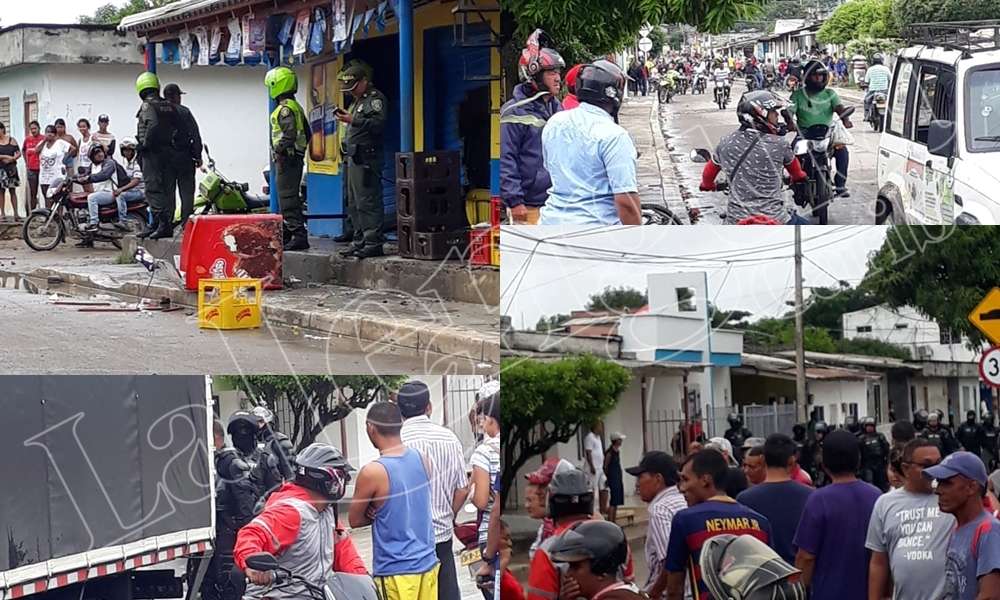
xmin=664 ymin=497 xmax=773 ymax=600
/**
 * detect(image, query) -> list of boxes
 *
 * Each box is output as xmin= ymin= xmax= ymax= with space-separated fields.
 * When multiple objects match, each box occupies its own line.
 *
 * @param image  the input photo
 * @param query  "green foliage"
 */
xmin=79 ymin=0 xmax=173 ymax=25
xmin=835 ymin=337 xmax=912 ymax=360
xmin=757 ymin=0 xmax=809 ymax=29
xmin=503 ymin=0 xmax=766 ymax=62
xmin=893 ymin=0 xmax=1000 ymax=30
xmin=802 ymin=284 xmax=880 ymax=339
xmin=817 ymin=0 xmax=898 ymax=45
xmin=648 ymin=27 xmax=669 ymax=57
xmin=712 ymin=305 xmax=753 ymax=328
xmin=218 ymin=375 xmax=406 ymax=451
xmin=585 ymin=286 xmax=648 ymax=312
xmin=535 ymin=313 xmax=572 ymax=332
xmin=863 ymin=226 xmax=1000 ymax=348
xmin=845 ymin=37 xmax=904 ymax=60
xmin=744 ymin=317 xmax=838 ymax=353
xmin=500 ymin=355 xmax=631 ymax=504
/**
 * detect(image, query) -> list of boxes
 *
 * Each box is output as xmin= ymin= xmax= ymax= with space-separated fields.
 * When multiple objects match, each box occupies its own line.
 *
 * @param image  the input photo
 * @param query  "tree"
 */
xmin=836 ymin=337 xmax=912 ymax=360
xmin=648 ymin=26 xmax=669 ymax=57
xmin=802 ymin=283 xmax=880 ymax=339
xmin=218 ymin=375 xmax=407 ymax=451
xmin=501 ymin=355 xmax=631 ymax=504
xmin=585 ymin=286 xmax=648 ymax=312
xmin=79 ymin=0 xmax=173 ymax=25
xmin=711 ymin=304 xmax=753 ymax=328
xmin=864 ymin=226 xmax=1000 ymax=348
xmin=744 ymin=317 xmax=838 ymax=354
xmin=535 ymin=313 xmax=572 ymax=332
xmin=817 ymin=0 xmax=898 ymax=45
xmin=893 ymin=0 xmax=1000 ymax=30
xmin=845 ymin=36 xmax=904 ymax=60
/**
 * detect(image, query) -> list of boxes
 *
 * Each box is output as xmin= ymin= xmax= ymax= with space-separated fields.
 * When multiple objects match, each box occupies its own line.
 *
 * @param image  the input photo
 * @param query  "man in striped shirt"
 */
xmin=863 ymin=54 xmax=892 ymax=122
xmin=626 ymin=451 xmax=687 ymax=600
xmin=399 ymin=381 xmax=470 ymax=600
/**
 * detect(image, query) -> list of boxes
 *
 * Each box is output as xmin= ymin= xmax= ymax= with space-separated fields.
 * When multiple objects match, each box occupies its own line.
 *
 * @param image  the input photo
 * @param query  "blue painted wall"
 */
xmin=654 ymin=349 xmax=742 ymax=367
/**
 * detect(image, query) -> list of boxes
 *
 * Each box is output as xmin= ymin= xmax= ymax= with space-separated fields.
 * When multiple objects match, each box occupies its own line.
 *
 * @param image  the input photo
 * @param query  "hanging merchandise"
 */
xmin=362 ymin=8 xmax=374 ymax=36
xmin=241 ymin=15 xmax=253 ymax=57
xmin=248 ymin=17 xmax=267 ymax=53
xmin=309 ymin=8 xmax=327 ymax=55
xmin=179 ymin=31 xmax=193 ymax=70
xmin=292 ymin=9 xmax=310 ymax=56
xmin=332 ymin=0 xmax=348 ymax=44
xmin=210 ymin=26 xmax=223 ymax=59
xmin=195 ymin=27 xmax=209 ymax=65
xmin=278 ymin=13 xmax=295 ymax=45
xmin=226 ymin=17 xmax=241 ymax=61
xmin=375 ymin=1 xmax=387 ymax=33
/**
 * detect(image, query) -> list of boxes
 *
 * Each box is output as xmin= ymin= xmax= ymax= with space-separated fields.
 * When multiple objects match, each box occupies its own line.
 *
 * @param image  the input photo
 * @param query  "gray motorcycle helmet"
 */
xmin=700 ymin=534 xmax=806 ymax=600
xmin=294 ymin=442 xmax=355 ymax=500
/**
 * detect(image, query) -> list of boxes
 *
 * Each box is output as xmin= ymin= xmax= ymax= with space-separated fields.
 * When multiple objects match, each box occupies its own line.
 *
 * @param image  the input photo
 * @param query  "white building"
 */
xmin=0 ymin=24 xmax=276 ymax=215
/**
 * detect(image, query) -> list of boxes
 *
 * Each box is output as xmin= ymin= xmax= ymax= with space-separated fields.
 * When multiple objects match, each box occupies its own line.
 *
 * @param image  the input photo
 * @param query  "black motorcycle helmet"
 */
xmin=792 ymin=423 xmax=806 ymax=439
xmin=548 ymin=459 xmax=594 ymax=519
xmin=701 ymin=534 xmax=806 ymax=600
xmin=802 ymin=60 xmax=829 ymax=93
xmin=547 ymin=520 xmax=629 ymax=577
xmin=914 ymin=409 xmax=929 ymax=431
xmin=985 ymin=412 xmax=995 ymax=426
xmin=576 ymin=60 xmax=627 ymax=114
xmin=294 ymin=442 xmax=355 ymax=501
xmin=968 ymin=410 xmax=977 ymax=423
xmin=737 ymin=90 xmax=788 ymax=135
xmin=728 ymin=412 xmax=743 ymax=428
xmin=871 ymin=54 xmax=884 ymax=65
xmin=814 ymin=421 xmax=829 ymax=436
xmin=844 ymin=414 xmax=860 ymax=434
xmin=227 ymin=411 xmax=258 ymax=455
xmin=861 ymin=416 xmax=876 ymax=431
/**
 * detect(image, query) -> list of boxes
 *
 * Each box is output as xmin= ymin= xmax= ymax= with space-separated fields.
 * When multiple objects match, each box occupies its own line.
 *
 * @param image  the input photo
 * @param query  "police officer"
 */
xmin=134 ymin=72 xmax=181 ymax=239
xmin=913 ymin=408 xmax=929 ymax=433
xmin=844 ymin=414 xmax=861 ymax=437
xmin=982 ymin=412 xmax=999 ymax=471
xmin=264 ymin=66 xmax=310 ymax=251
xmin=163 ymin=83 xmax=203 ymax=228
xmin=921 ymin=410 xmax=960 ymax=456
xmin=858 ymin=416 xmax=889 ymax=491
xmin=802 ymin=421 xmax=829 ymax=487
xmin=723 ymin=412 xmax=753 ymax=463
xmin=336 ymin=62 xmax=387 ymax=259
xmin=957 ymin=410 xmax=984 ymax=456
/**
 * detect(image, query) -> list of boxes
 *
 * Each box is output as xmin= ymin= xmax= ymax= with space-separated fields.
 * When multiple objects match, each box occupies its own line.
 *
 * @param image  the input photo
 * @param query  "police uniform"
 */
xmin=136 ymin=91 xmax=181 ymax=238
xmin=164 ymin=85 xmax=203 ymax=227
xmin=339 ymin=65 xmax=387 ymax=257
xmin=270 ymin=96 xmax=309 ymax=247
xmin=859 ymin=429 xmax=890 ymax=491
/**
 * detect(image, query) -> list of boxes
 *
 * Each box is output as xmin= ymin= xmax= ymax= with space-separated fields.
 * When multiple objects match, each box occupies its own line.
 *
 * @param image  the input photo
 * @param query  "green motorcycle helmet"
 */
xmin=135 ymin=72 xmax=160 ymax=96
xmin=264 ymin=66 xmax=298 ymax=99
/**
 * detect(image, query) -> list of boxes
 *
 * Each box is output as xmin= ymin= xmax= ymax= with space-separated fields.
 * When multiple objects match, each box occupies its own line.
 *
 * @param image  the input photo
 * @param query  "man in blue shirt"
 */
xmin=863 ymin=54 xmax=892 ymax=122
xmin=539 ymin=60 xmax=642 ymax=226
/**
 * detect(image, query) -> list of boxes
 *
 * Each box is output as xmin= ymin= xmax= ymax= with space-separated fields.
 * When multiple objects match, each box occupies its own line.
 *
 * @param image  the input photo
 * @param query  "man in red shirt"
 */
xmin=21 ymin=120 xmax=45 ymax=212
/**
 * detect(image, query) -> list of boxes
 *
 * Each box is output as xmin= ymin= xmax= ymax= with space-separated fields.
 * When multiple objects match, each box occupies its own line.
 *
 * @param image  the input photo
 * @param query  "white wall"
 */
xmin=843 ymin=305 xmax=980 ymax=362
xmin=809 ymin=379 xmax=868 ymax=425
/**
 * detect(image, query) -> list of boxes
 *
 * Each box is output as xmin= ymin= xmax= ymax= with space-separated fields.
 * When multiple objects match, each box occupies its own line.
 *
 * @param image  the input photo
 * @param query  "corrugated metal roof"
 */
xmin=775 ymin=350 xmax=922 ymax=370
xmin=119 ymin=0 xmax=250 ymax=32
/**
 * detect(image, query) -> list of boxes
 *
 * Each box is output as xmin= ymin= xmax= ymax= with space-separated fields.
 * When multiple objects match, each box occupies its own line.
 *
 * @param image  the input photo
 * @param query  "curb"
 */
xmin=648 ymin=96 xmax=697 ymax=222
xmin=22 ymin=265 xmax=499 ymax=365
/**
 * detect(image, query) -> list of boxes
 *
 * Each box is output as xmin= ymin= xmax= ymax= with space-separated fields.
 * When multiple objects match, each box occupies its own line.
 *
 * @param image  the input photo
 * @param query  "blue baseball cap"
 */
xmin=923 ymin=451 xmax=988 ymax=487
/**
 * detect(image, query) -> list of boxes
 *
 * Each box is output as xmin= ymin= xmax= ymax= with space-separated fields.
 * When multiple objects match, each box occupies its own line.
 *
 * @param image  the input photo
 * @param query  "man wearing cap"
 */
xmin=336 ymin=61 xmax=387 ymax=259
xmin=397 ymin=380 xmax=469 ymax=600
xmin=626 ymin=451 xmax=687 ymax=600
xmin=93 ymin=115 xmax=116 ymax=158
xmin=135 ymin=71 xmax=181 ymax=239
xmin=523 ymin=458 xmax=559 ymax=561
xmin=164 ymin=83 xmax=203 ymax=228
xmin=924 ymin=451 xmax=1000 ymax=599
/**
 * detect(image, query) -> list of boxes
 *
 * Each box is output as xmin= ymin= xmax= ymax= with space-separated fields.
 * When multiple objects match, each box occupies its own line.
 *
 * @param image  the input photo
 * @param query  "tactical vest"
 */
xmin=270 ymin=99 xmax=307 ymax=155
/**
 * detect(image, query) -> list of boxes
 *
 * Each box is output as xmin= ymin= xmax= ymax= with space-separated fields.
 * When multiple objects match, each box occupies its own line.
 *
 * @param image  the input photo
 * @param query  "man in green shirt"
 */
xmin=788 ymin=60 xmax=854 ymax=198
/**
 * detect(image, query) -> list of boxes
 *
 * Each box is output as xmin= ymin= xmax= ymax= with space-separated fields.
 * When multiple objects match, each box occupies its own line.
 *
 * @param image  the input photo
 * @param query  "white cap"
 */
xmin=610 ymin=432 xmax=626 ymax=441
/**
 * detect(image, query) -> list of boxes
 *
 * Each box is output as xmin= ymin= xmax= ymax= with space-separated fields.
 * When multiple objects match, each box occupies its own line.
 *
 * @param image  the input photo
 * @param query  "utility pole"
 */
xmin=794 ymin=225 xmax=808 ymax=423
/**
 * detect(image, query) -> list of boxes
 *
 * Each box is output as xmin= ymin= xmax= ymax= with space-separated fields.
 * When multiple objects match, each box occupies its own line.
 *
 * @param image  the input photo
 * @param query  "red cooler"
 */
xmin=180 ymin=214 xmax=284 ymax=290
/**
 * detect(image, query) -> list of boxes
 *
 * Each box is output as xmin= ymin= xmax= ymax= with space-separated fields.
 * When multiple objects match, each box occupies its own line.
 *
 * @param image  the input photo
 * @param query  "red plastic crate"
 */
xmin=490 ymin=197 xmax=501 ymax=227
xmin=469 ymin=227 xmax=493 ymax=265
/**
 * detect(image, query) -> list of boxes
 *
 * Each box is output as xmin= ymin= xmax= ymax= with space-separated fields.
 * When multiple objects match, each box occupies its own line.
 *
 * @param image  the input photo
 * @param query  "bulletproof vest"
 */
xmin=923 ymin=429 xmax=945 ymax=451
xmin=145 ymin=98 xmax=181 ymax=148
xmin=217 ymin=447 xmax=265 ymax=531
xmin=861 ymin=434 xmax=886 ymax=464
xmin=724 ymin=427 xmax=747 ymax=448
xmin=984 ymin=427 xmax=998 ymax=450
xmin=958 ymin=424 xmax=981 ymax=449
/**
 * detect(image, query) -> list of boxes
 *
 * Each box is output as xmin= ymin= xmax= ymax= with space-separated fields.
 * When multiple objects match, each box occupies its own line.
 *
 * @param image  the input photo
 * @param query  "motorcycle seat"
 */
xmin=69 ymin=192 xmax=90 ymax=205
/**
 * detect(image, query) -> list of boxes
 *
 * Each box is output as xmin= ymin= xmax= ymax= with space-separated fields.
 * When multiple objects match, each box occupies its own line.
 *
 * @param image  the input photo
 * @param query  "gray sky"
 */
xmin=3 ymin=0 xmax=117 ymax=26
xmin=500 ymin=225 xmax=889 ymax=329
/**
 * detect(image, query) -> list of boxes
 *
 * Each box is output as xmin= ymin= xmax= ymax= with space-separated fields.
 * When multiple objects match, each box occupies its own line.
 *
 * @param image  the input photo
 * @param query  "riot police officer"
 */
xmin=858 ymin=416 xmax=889 ymax=491
xmin=920 ymin=410 xmax=960 ymax=456
xmin=134 ymin=72 xmax=181 ymax=239
xmin=723 ymin=412 xmax=753 ymax=463
xmin=336 ymin=62 xmax=387 ymax=259
xmin=913 ymin=408 xmax=929 ymax=433
xmin=802 ymin=421 xmax=829 ymax=487
xmin=957 ymin=410 xmax=984 ymax=456
xmin=844 ymin=414 xmax=861 ymax=437
xmin=265 ymin=66 xmax=310 ymax=251
xmin=982 ymin=412 xmax=999 ymax=471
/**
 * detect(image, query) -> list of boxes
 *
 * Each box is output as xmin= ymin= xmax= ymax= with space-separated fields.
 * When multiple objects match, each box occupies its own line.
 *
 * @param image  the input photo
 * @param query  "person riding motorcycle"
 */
xmin=235 ymin=443 xmax=368 ymax=599
xmin=701 ymin=534 xmax=807 ymax=600
xmin=861 ymin=54 xmax=892 ymax=122
xmin=787 ymin=60 xmax=853 ymax=198
xmin=712 ymin=61 xmax=732 ymax=100
xmin=957 ymin=410 xmax=984 ymax=456
xmin=699 ymin=91 xmax=809 ymax=225
xmin=547 ymin=520 xmax=641 ymax=600
xmin=858 ymin=417 xmax=890 ymax=491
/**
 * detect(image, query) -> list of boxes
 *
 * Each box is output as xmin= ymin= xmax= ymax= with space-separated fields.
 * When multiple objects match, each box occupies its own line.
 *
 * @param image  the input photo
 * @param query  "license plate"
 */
xmin=459 ymin=548 xmax=481 ymax=567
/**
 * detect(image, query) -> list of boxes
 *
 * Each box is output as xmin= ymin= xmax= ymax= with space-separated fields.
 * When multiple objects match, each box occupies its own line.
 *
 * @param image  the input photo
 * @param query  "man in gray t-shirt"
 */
xmin=866 ymin=440 xmax=954 ymax=600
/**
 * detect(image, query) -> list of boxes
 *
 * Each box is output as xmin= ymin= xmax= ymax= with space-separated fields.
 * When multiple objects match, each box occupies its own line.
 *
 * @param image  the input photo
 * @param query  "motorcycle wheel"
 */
xmin=641 ymin=203 xmax=683 ymax=225
xmin=875 ymin=110 xmax=883 ymax=133
xmin=23 ymin=212 xmax=65 ymax=251
xmin=812 ymin=174 xmax=831 ymax=225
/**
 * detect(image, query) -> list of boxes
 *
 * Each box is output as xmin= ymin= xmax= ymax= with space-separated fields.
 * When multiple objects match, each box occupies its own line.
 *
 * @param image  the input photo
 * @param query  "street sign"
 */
xmin=638 ymin=37 xmax=653 ymax=53
xmin=980 ymin=347 xmax=1000 ymax=387
xmin=639 ymin=25 xmax=652 ymax=37
xmin=969 ymin=287 xmax=1000 ymax=345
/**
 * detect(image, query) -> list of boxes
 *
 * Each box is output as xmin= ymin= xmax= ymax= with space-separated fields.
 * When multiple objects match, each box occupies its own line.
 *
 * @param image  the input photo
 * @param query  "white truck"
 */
xmin=0 ymin=376 xmax=215 ymax=600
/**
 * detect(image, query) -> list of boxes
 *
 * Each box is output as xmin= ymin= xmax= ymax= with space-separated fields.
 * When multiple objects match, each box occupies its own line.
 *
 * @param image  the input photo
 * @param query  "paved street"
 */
xmin=621 ymin=84 xmax=879 ymax=224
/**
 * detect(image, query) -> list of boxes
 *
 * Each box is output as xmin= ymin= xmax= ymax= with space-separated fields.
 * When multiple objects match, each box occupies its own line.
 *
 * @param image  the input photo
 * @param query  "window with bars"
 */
xmin=940 ymin=329 xmax=960 ymax=344
xmin=856 ymin=325 xmax=872 ymax=333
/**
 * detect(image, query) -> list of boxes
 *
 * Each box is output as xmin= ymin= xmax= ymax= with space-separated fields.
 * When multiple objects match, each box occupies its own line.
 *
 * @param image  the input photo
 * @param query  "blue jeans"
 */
xmin=787 ymin=212 xmax=810 ymax=224
xmin=88 ymin=189 xmax=142 ymax=224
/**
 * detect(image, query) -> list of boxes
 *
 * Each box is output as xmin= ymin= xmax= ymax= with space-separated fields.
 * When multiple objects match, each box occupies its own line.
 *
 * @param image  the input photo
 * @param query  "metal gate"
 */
xmin=647 ymin=408 xmax=689 ymax=455
xmin=743 ymin=404 xmax=798 ymax=438
xmin=443 ymin=374 xmax=498 ymax=457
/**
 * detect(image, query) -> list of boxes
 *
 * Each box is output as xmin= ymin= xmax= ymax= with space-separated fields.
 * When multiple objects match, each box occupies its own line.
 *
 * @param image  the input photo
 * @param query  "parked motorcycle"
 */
xmin=234 ymin=553 xmax=378 ymax=600
xmin=22 ymin=177 xmax=147 ymax=251
xmin=176 ymin=144 xmax=270 ymax=224
xmin=658 ymin=78 xmax=676 ymax=104
xmin=790 ymin=107 xmax=855 ymax=225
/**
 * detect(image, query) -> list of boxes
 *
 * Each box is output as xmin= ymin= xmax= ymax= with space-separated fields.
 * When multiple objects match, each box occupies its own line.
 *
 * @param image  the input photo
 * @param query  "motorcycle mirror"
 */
xmin=245 ymin=553 xmax=279 ymax=572
xmin=690 ymin=148 xmax=711 ymax=163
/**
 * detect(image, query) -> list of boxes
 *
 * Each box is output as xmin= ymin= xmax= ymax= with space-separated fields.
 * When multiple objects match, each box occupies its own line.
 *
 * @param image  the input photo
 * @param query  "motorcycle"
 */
xmin=689 ymin=148 xmax=793 ymax=224
xmin=764 ymin=73 xmax=776 ymax=91
xmin=641 ymin=203 xmax=685 ymax=224
xmin=693 ymin=73 xmax=707 ymax=94
xmin=713 ymin=81 xmax=731 ymax=110
xmin=745 ymin=74 xmax=758 ymax=91
xmin=791 ymin=107 xmax=855 ymax=225
xmin=22 ymin=176 xmax=148 ymax=251
xmin=658 ymin=78 xmax=676 ymax=104
xmin=177 ymin=144 xmax=270 ymax=224
xmin=234 ymin=553 xmax=378 ymax=600
xmin=868 ymin=92 xmax=887 ymax=132
xmin=677 ymin=74 xmax=690 ymax=95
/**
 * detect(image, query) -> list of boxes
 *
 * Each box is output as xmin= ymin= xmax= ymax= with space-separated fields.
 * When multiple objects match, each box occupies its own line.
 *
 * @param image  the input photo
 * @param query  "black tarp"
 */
xmin=1 ymin=376 xmax=213 ymax=570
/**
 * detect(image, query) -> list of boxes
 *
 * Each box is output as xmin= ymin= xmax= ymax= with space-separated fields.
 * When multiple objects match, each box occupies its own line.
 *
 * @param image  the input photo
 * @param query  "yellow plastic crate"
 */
xmin=465 ymin=188 xmax=492 ymax=226
xmin=491 ymin=228 xmax=500 ymax=267
xmin=198 ymin=278 xmax=262 ymax=330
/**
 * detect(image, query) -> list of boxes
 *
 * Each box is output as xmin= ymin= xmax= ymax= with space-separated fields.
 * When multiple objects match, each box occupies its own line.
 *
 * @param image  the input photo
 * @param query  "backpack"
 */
xmin=145 ymin=98 xmax=180 ymax=148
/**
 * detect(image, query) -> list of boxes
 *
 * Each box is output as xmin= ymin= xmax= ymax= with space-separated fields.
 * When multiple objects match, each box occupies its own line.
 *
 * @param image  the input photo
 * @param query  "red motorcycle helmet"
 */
xmin=564 ymin=64 xmax=585 ymax=94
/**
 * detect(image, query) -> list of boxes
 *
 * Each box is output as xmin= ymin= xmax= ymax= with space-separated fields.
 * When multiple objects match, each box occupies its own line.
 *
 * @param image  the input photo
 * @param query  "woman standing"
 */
xmin=0 ymin=122 xmax=22 ymax=221
xmin=35 ymin=124 xmax=76 ymax=206
xmin=22 ymin=121 xmax=45 ymax=212
xmin=604 ymin=432 xmax=626 ymax=524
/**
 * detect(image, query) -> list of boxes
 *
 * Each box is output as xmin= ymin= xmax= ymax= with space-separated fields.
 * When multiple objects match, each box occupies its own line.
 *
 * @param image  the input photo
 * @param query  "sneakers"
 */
xmin=79 ymin=223 xmax=98 ymax=233
xmin=338 ymin=245 xmax=361 ymax=258
xmin=835 ymin=188 xmax=851 ymax=198
xmin=332 ymin=233 xmax=354 ymax=243
xmin=149 ymin=225 xmax=174 ymax=240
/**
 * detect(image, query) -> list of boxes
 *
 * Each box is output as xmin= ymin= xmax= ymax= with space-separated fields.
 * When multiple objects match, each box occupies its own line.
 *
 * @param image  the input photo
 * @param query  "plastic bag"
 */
xmin=309 ymin=8 xmax=326 ymax=54
xmin=332 ymin=0 xmax=348 ymax=43
xmin=210 ymin=27 xmax=222 ymax=59
xmin=248 ymin=18 xmax=266 ymax=53
xmin=195 ymin=27 xmax=209 ymax=65
xmin=293 ymin=9 xmax=310 ymax=56
xmin=831 ymin=118 xmax=855 ymax=146
xmin=225 ymin=17 xmax=241 ymax=61
xmin=278 ymin=14 xmax=295 ymax=45
xmin=178 ymin=32 xmax=193 ymax=70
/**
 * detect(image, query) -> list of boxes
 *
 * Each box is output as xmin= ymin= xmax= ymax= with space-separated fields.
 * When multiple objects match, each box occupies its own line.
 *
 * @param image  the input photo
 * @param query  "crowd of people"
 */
xmin=516 ymin=408 xmax=1000 ymax=600
xmin=500 ymin=30 xmax=894 ymax=227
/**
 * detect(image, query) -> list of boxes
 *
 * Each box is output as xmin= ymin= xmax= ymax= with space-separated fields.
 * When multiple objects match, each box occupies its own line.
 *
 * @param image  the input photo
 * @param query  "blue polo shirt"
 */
xmin=539 ymin=102 xmax=638 ymax=225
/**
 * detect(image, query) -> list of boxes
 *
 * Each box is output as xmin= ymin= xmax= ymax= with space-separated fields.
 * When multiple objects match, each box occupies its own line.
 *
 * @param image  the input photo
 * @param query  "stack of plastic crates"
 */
xmin=469 ymin=197 xmax=500 ymax=268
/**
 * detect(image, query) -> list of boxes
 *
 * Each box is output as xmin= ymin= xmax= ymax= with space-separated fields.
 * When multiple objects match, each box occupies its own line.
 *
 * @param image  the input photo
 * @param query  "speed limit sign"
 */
xmin=980 ymin=347 xmax=1000 ymax=387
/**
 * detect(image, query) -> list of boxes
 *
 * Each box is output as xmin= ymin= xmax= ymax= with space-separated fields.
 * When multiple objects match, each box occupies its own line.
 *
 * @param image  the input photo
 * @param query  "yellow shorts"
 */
xmin=374 ymin=564 xmax=440 ymax=600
